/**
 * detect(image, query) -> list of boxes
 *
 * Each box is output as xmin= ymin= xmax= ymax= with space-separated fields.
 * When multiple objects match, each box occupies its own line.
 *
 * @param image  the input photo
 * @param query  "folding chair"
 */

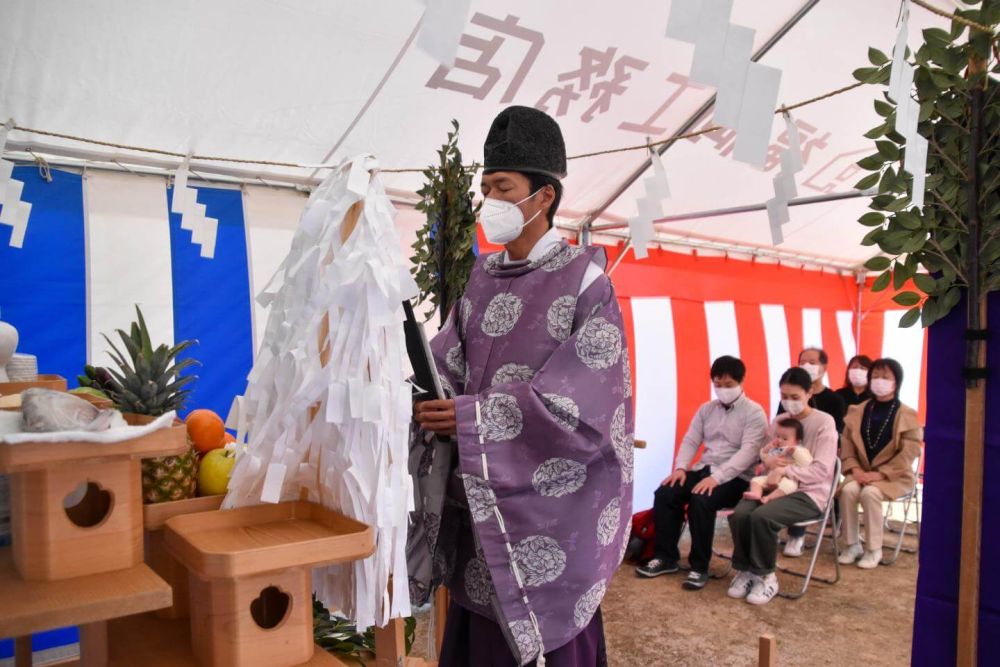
xmin=710 ymin=509 xmax=734 ymax=579
xmin=881 ymin=454 xmax=922 ymax=565
xmin=777 ymin=458 xmax=842 ymax=599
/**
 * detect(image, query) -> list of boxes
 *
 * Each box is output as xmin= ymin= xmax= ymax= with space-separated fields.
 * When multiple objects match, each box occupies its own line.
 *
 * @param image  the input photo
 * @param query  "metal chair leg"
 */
xmin=778 ymin=510 xmax=840 ymax=599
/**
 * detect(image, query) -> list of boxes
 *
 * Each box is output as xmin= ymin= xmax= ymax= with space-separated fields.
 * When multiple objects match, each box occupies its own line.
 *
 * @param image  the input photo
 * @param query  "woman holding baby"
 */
xmin=726 ymin=367 xmax=839 ymax=605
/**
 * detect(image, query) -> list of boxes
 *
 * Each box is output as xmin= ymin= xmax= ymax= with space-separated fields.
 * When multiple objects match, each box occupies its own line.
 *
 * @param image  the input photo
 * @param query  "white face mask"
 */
xmin=870 ymin=378 xmax=896 ymax=398
xmin=714 ymin=385 xmax=742 ymax=405
xmin=479 ymin=190 xmax=542 ymax=245
xmin=800 ymin=363 xmax=823 ymax=382
xmin=848 ymin=368 xmax=869 ymax=388
xmin=781 ymin=399 xmax=807 ymax=416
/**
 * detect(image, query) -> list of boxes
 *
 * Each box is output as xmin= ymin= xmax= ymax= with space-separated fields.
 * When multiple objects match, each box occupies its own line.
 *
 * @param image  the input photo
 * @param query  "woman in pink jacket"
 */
xmin=726 ymin=367 xmax=838 ymax=605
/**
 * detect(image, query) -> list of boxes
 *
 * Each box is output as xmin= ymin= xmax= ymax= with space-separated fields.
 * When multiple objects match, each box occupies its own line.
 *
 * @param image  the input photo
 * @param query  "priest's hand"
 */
xmin=415 ymin=399 xmax=457 ymax=436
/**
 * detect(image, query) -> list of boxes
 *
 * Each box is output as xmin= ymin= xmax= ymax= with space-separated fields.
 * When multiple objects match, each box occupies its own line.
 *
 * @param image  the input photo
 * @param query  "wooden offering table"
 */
xmin=153 ymin=500 xmax=375 ymax=667
xmin=0 ymin=417 xmax=188 ymax=666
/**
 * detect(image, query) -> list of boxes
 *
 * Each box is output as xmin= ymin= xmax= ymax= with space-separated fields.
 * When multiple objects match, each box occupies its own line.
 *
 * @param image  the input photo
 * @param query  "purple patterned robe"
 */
xmin=407 ymin=241 xmax=634 ymax=665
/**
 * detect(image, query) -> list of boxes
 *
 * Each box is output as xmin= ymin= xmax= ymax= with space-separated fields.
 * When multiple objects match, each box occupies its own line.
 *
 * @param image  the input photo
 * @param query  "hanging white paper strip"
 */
xmin=888 ymin=0 xmax=911 ymax=102
xmin=416 ymin=0 xmax=474 ymax=69
xmin=885 ymin=2 xmax=928 ymax=211
xmin=764 ymin=113 xmax=804 ymax=245
xmin=224 ymin=154 xmax=414 ymax=630
xmin=665 ymin=0 xmax=704 ymax=41
xmin=733 ymin=63 xmax=782 ymax=167
xmin=629 ymin=147 xmax=671 ymax=260
xmin=688 ymin=0 xmax=735 ymax=86
xmin=0 ymin=120 xmax=31 ymax=248
xmin=714 ymin=24 xmax=755 ymax=129
xmin=171 ymin=155 xmax=220 ymax=259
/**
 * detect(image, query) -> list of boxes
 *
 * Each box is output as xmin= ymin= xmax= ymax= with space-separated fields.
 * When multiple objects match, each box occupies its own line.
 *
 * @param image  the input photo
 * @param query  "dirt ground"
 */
xmin=412 ymin=519 xmax=918 ymax=666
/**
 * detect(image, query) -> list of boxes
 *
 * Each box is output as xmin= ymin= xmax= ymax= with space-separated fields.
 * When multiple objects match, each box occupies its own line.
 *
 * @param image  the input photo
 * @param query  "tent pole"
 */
xmin=589 ymin=188 xmax=875 ymax=232
xmin=854 ymin=272 xmax=865 ymax=354
xmin=575 ymin=0 xmax=822 ymax=236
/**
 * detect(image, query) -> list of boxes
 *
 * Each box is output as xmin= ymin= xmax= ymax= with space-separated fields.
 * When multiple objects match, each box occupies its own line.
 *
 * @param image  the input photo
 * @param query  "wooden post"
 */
xmin=758 ymin=634 xmax=776 ymax=667
xmin=957 ymin=51 xmax=988 ymax=667
xmin=14 ymin=636 xmax=32 ymax=667
xmin=373 ymin=620 xmax=406 ymax=667
xmin=434 ymin=586 xmax=450 ymax=657
xmin=79 ymin=621 xmax=108 ymax=667
xmin=958 ymin=299 xmax=988 ymax=667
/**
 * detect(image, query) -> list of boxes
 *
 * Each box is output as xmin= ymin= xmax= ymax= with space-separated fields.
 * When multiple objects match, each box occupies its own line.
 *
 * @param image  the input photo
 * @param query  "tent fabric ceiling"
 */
xmin=0 ymin=0 xmax=947 ymax=266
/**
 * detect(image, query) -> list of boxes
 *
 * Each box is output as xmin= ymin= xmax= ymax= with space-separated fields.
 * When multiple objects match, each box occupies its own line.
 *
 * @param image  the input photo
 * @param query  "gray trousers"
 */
xmin=728 ymin=492 xmax=821 ymax=575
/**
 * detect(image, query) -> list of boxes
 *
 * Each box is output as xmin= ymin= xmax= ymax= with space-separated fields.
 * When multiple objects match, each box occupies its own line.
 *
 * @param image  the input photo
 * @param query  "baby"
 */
xmin=743 ymin=417 xmax=813 ymax=503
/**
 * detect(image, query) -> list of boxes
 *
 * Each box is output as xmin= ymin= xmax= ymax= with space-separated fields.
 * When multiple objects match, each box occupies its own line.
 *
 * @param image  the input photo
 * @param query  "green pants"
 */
xmin=728 ymin=493 xmax=821 ymax=575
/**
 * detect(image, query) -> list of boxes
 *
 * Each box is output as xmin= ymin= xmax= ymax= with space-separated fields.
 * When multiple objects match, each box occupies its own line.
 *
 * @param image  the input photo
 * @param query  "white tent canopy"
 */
xmin=0 ymin=0 xmax=947 ymax=267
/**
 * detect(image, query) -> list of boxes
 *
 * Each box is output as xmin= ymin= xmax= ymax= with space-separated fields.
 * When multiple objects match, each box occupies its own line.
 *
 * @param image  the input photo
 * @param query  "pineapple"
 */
xmin=102 ymin=305 xmax=198 ymax=416
xmin=103 ymin=305 xmax=201 ymax=503
xmin=141 ymin=437 xmax=200 ymax=503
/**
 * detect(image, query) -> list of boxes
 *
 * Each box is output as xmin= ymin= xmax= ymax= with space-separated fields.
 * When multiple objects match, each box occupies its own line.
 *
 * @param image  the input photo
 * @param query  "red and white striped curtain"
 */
xmin=478 ymin=236 xmax=927 ymax=508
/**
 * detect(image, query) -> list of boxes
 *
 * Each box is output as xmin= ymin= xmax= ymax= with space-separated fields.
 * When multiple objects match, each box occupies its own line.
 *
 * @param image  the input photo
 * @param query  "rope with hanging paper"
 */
xmin=3 ymin=0 xmax=994 ymax=175
xmin=1 ymin=78 xmax=871 ymax=175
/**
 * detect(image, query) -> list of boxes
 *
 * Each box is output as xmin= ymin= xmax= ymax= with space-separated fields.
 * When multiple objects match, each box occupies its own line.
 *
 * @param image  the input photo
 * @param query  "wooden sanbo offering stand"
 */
xmin=0 ymin=415 xmax=188 ymax=666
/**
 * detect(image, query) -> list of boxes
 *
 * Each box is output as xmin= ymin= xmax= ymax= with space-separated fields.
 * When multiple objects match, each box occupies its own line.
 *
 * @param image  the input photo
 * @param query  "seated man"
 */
xmin=636 ymin=356 xmax=768 ymax=590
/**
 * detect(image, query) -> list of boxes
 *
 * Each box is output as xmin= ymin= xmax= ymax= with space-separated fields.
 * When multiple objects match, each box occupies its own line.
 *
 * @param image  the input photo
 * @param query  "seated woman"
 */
xmin=835 ymin=354 xmax=874 ymax=409
xmin=727 ymin=367 xmax=838 ymax=605
xmin=838 ymin=357 xmax=923 ymax=569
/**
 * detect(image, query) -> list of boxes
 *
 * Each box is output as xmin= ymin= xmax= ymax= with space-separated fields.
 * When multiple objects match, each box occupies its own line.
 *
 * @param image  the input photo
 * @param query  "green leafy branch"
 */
xmin=853 ymin=2 xmax=1000 ymax=328
xmin=411 ymin=119 xmax=481 ymax=326
xmin=313 ymin=597 xmax=416 ymax=665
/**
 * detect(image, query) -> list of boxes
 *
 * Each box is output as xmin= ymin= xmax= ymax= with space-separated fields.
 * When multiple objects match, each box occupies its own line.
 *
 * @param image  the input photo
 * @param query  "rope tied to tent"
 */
xmin=8 ymin=0 xmax=998 ymax=177
xmin=910 ymin=0 xmax=998 ymax=36
xmin=6 ymin=75 xmax=870 ymax=175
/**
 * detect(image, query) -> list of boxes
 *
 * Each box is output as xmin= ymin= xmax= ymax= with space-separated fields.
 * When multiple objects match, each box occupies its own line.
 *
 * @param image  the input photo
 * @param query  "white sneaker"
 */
xmin=727 ymin=571 xmax=755 ymax=599
xmin=747 ymin=573 xmax=779 ymax=605
xmin=838 ymin=542 xmax=864 ymax=565
xmin=857 ymin=549 xmax=882 ymax=569
xmin=783 ymin=535 xmax=805 ymax=557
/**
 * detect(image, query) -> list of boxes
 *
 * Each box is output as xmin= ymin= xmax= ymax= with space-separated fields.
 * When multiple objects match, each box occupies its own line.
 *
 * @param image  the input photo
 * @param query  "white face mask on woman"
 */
xmin=848 ymin=368 xmax=869 ymax=388
xmin=870 ymin=378 xmax=896 ymax=398
xmin=479 ymin=189 xmax=542 ymax=244
xmin=781 ymin=399 xmax=807 ymax=416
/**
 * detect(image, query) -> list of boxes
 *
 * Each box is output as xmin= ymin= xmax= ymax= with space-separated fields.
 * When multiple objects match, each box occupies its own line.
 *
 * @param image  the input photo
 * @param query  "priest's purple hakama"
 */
xmin=407 ymin=241 xmax=634 ymax=666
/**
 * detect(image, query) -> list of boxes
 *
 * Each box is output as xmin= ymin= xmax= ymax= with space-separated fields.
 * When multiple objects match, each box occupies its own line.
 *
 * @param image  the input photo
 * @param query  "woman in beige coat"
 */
xmin=838 ymin=358 xmax=923 ymax=569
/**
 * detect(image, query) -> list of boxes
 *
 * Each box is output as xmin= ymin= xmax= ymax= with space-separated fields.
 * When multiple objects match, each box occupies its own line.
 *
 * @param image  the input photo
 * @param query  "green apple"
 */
xmin=198 ymin=448 xmax=235 ymax=496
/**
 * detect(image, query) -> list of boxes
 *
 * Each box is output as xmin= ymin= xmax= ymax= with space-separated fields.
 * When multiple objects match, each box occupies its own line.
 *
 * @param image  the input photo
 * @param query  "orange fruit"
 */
xmin=186 ymin=409 xmax=226 ymax=454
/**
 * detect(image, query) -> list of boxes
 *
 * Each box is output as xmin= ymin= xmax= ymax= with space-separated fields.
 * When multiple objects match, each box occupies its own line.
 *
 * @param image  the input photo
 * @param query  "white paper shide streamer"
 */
xmin=887 ymin=0 xmax=927 ymax=209
xmin=0 ymin=120 xmax=32 ymax=248
xmin=416 ymin=0 xmax=474 ymax=68
xmin=765 ymin=112 xmax=804 ymax=244
xmin=171 ymin=155 xmax=220 ymax=259
xmin=665 ymin=0 xmax=781 ymax=167
xmin=224 ymin=154 xmax=417 ymax=630
xmin=628 ymin=147 xmax=671 ymax=259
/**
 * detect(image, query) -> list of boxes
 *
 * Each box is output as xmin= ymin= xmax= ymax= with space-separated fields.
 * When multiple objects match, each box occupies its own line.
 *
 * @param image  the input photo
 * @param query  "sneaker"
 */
xmin=681 ymin=570 xmax=709 ymax=590
xmin=727 ymin=571 xmax=755 ymax=599
xmin=747 ymin=573 xmax=779 ymax=605
xmin=838 ymin=542 xmax=864 ymax=565
xmin=635 ymin=558 xmax=679 ymax=578
xmin=783 ymin=535 xmax=805 ymax=557
xmin=857 ymin=549 xmax=882 ymax=569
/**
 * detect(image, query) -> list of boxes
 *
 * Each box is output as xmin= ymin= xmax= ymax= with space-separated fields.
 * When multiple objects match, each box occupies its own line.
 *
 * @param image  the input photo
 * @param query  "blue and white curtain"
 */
xmin=0 ymin=165 xmax=314 ymax=420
